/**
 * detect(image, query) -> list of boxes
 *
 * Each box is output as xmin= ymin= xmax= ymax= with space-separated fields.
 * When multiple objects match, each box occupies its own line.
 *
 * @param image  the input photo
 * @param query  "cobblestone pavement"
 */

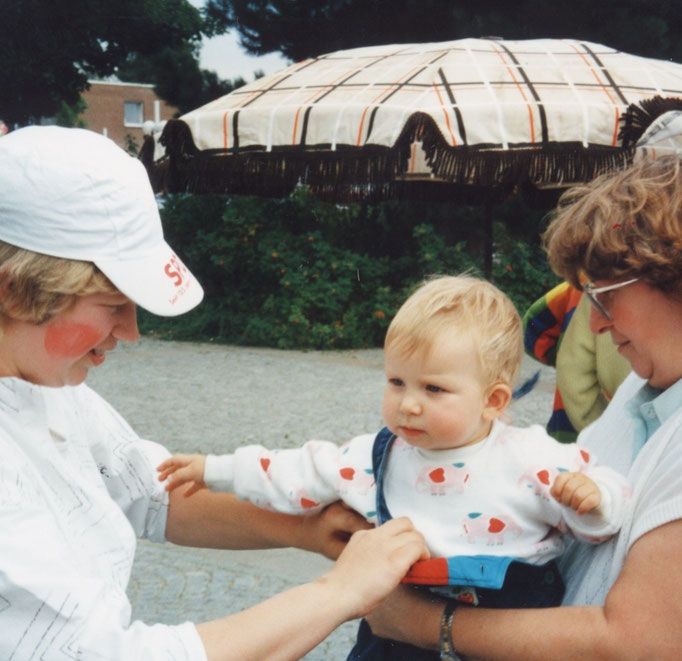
xmin=87 ymin=338 xmax=556 ymax=660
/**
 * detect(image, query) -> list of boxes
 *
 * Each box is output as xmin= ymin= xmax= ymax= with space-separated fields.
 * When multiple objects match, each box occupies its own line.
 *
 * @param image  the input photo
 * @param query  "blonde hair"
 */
xmin=0 ymin=241 xmax=118 ymax=327
xmin=544 ymin=156 xmax=682 ymax=291
xmin=385 ymin=275 xmax=522 ymax=387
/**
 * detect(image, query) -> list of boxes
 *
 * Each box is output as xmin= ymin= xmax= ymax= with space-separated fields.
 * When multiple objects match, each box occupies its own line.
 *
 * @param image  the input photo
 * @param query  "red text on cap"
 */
xmin=164 ymin=254 xmax=188 ymax=287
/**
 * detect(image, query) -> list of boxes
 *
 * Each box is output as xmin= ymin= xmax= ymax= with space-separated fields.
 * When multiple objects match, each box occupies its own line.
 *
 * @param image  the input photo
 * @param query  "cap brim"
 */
xmin=96 ymin=242 xmax=204 ymax=317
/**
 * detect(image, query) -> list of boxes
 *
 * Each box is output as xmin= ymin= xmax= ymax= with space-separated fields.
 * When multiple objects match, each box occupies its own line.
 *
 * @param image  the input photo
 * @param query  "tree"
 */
xmin=204 ymin=0 xmax=682 ymax=64
xmin=0 ymin=0 xmax=205 ymax=126
xmin=117 ymin=46 xmax=246 ymax=115
xmin=54 ymin=97 xmax=88 ymax=129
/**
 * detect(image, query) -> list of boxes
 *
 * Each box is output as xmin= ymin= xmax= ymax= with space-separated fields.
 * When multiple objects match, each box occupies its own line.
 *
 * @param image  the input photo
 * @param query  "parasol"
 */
xmin=157 ymin=37 xmax=682 ymax=202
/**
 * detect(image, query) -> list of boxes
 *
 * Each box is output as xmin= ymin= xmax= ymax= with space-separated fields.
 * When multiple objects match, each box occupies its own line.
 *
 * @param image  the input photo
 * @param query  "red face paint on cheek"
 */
xmin=44 ymin=323 xmax=105 ymax=357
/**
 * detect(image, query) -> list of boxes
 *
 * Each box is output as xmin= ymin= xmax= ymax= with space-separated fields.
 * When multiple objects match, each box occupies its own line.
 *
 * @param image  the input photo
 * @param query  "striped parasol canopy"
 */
xmin=157 ymin=37 xmax=682 ymax=201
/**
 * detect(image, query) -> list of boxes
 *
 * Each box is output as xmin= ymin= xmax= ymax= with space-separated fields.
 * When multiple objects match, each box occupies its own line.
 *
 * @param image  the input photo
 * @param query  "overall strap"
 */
xmin=371 ymin=427 xmax=396 ymax=525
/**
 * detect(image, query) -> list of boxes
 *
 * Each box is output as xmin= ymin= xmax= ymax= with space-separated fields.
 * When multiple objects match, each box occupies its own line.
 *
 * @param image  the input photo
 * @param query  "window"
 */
xmin=124 ymin=101 xmax=143 ymax=126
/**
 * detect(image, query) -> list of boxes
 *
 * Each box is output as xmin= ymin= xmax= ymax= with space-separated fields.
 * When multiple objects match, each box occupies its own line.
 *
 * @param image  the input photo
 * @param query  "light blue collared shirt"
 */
xmin=626 ymin=377 xmax=682 ymax=459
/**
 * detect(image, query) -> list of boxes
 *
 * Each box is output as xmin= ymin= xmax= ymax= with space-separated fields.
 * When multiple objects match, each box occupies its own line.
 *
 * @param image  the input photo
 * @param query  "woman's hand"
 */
xmin=297 ymin=501 xmax=373 ymax=560
xmin=319 ymin=517 xmax=429 ymax=620
xmin=365 ymin=584 xmax=443 ymax=649
xmin=197 ymin=517 xmax=428 ymax=661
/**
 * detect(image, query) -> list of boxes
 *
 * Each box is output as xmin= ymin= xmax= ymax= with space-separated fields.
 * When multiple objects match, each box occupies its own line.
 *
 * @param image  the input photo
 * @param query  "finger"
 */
xmin=553 ymin=473 xmax=588 ymax=503
xmin=568 ymin=482 xmax=596 ymax=512
xmin=157 ymin=458 xmax=185 ymax=474
xmin=381 ymin=520 xmax=430 ymax=560
xmin=380 ymin=516 xmax=417 ymax=535
xmin=157 ymin=466 xmax=179 ymax=481
xmin=550 ymin=473 xmax=570 ymax=500
xmin=165 ymin=476 xmax=189 ymax=492
xmin=576 ymin=490 xmax=602 ymax=514
xmin=375 ymin=524 xmax=428 ymax=559
xmin=333 ymin=505 xmax=373 ymax=532
xmin=385 ymin=532 xmax=430 ymax=572
xmin=183 ymin=482 xmax=203 ymax=498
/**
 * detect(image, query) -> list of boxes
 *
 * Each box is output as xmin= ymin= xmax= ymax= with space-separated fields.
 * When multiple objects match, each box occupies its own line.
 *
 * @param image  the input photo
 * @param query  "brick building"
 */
xmin=80 ymin=79 xmax=178 ymax=152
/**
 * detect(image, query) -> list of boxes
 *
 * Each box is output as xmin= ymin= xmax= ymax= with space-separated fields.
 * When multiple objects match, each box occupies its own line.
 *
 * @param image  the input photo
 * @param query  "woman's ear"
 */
xmin=482 ymin=382 xmax=512 ymax=421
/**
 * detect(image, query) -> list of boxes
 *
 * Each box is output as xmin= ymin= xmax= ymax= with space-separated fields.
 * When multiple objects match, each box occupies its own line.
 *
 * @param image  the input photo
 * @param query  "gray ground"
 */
xmin=87 ymin=337 xmax=556 ymax=660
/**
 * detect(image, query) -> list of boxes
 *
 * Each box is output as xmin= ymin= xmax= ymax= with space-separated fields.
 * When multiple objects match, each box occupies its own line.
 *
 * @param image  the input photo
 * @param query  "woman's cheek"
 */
xmin=44 ymin=322 xmax=105 ymax=357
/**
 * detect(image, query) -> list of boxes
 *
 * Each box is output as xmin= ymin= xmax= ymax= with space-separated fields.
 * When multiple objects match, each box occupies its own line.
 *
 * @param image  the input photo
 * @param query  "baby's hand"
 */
xmin=550 ymin=471 xmax=602 ymax=515
xmin=157 ymin=454 xmax=207 ymax=497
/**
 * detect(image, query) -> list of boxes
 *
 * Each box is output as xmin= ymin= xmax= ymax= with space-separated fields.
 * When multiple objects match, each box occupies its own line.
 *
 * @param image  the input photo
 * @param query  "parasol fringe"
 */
xmin=619 ymin=95 xmax=682 ymax=148
xmin=399 ymin=112 xmax=633 ymax=188
xmin=156 ymin=116 xmax=635 ymax=203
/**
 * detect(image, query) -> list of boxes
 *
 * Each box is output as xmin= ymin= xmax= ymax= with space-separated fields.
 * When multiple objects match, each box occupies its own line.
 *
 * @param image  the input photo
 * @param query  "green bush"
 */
xmin=139 ymin=189 xmax=559 ymax=348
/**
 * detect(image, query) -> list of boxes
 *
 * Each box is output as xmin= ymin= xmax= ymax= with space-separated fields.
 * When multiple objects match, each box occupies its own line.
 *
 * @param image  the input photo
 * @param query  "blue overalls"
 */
xmin=347 ymin=428 xmax=565 ymax=661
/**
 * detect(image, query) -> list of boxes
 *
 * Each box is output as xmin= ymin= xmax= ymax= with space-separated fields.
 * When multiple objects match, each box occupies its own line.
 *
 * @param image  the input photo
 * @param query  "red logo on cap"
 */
xmin=164 ymin=254 xmax=188 ymax=287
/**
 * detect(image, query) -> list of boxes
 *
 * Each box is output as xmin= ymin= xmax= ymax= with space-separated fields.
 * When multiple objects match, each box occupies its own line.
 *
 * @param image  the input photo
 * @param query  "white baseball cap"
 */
xmin=0 ymin=126 xmax=203 ymax=316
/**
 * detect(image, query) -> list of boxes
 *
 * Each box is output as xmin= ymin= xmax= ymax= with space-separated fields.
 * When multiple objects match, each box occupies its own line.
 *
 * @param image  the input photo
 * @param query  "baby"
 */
xmin=159 ymin=275 xmax=629 ymax=661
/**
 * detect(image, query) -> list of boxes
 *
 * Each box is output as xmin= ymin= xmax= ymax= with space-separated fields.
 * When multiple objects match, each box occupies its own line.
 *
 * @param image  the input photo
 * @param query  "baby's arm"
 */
xmin=550 ymin=471 xmax=602 ymax=515
xmin=224 ymin=440 xmax=365 ymax=514
xmin=159 ymin=435 xmax=376 ymax=516
xmin=157 ymin=453 xmax=207 ymax=497
xmin=526 ymin=427 xmax=630 ymax=543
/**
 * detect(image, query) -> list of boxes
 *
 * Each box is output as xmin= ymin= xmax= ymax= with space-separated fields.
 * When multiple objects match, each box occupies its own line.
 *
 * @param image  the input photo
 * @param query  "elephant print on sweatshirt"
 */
xmin=415 ymin=463 xmax=470 ymax=495
xmin=517 ymin=465 xmax=566 ymax=498
xmin=463 ymin=513 xmax=523 ymax=545
xmin=336 ymin=465 xmax=376 ymax=495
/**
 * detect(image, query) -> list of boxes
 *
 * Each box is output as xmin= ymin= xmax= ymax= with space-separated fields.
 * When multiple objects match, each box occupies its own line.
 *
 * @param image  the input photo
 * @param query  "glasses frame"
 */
xmin=582 ymin=278 xmax=639 ymax=320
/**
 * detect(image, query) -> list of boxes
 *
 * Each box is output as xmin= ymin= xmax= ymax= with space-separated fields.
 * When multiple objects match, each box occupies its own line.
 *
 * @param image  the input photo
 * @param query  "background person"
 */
xmin=524 ymin=282 xmax=631 ymax=442
xmin=360 ymin=155 xmax=682 ymax=660
xmin=0 ymin=125 xmax=427 ymax=661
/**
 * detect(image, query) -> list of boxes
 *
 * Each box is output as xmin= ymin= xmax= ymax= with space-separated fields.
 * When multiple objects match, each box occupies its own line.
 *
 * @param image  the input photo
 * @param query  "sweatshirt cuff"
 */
xmin=204 ymin=454 xmax=236 ymax=492
xmin=562 ymin=482 xmax=620 ymax=542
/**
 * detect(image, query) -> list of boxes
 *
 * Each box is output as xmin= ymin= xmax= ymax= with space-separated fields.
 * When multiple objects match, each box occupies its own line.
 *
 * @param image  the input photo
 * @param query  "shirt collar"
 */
xmin=651 ymin=376 xmax=682 ymax=425
xmin=625 ymin=376 xmax=682 ymax=436
xmin=0 ymin=377 xmax=72 ymax=443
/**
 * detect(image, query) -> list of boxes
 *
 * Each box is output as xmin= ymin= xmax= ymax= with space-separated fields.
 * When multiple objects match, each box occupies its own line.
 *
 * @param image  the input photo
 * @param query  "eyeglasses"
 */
xmin=582 ymin=278 xmax=639 ymax=320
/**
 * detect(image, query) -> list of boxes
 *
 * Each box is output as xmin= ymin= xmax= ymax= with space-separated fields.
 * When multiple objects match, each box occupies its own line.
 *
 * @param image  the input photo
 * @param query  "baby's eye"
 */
xmin=426 ymin=384 xmax=444 ymax=393
xmin=388 ymin=378 xmax=404 ymax=387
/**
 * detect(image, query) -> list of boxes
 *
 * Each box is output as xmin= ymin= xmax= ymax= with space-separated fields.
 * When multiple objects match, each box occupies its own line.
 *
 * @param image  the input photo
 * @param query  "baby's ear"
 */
xmin=482 ymin=383 xmax=512 ymax=421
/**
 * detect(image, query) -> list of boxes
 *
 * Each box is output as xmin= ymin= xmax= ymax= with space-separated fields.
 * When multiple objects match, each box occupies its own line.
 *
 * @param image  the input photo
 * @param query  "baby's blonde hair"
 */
xmin=385 ymin=275 xmax=522 ymax=387
xmin=0 ymin=240 xmax=118 ymax=328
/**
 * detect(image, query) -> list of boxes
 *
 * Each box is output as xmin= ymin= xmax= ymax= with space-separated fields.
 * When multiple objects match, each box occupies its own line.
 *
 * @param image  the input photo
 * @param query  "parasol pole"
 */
xmin=484 ymin=200 xmax=494 ymax=281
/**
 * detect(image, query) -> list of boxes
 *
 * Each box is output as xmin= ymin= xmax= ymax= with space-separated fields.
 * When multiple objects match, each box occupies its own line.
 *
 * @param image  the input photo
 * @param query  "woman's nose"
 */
xmin=113 ymin=302 xmax=140 ymax=342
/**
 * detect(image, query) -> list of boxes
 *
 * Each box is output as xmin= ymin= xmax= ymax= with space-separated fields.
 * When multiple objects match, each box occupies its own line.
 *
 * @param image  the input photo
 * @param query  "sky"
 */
xmin=188 ymin=0 xmax=291 ymax=82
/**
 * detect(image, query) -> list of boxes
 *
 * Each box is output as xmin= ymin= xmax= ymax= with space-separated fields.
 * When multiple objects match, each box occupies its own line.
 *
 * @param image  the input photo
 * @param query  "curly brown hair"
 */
xmin=543 ymin=156 xmax=682 ymax=292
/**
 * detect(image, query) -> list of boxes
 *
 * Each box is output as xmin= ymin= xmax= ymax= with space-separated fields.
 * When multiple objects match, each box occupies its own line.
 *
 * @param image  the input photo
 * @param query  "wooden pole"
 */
xmin=484 ymin=201 xmax=493 ymax=281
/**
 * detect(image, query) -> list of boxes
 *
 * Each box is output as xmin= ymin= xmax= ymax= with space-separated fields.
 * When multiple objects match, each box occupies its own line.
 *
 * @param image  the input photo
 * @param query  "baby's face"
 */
xmin=382 ymin=333 xmax=492 ymax=451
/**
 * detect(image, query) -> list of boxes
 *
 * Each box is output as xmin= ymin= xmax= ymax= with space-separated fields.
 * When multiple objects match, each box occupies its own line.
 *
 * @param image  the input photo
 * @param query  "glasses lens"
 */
xmin=583 ymin=287 xmax=611 ymax=320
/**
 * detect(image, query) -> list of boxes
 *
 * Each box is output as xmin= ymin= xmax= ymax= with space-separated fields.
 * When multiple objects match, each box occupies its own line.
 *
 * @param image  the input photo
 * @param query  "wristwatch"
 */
xmin=440 ymin=601 xmax=464 ymax=661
